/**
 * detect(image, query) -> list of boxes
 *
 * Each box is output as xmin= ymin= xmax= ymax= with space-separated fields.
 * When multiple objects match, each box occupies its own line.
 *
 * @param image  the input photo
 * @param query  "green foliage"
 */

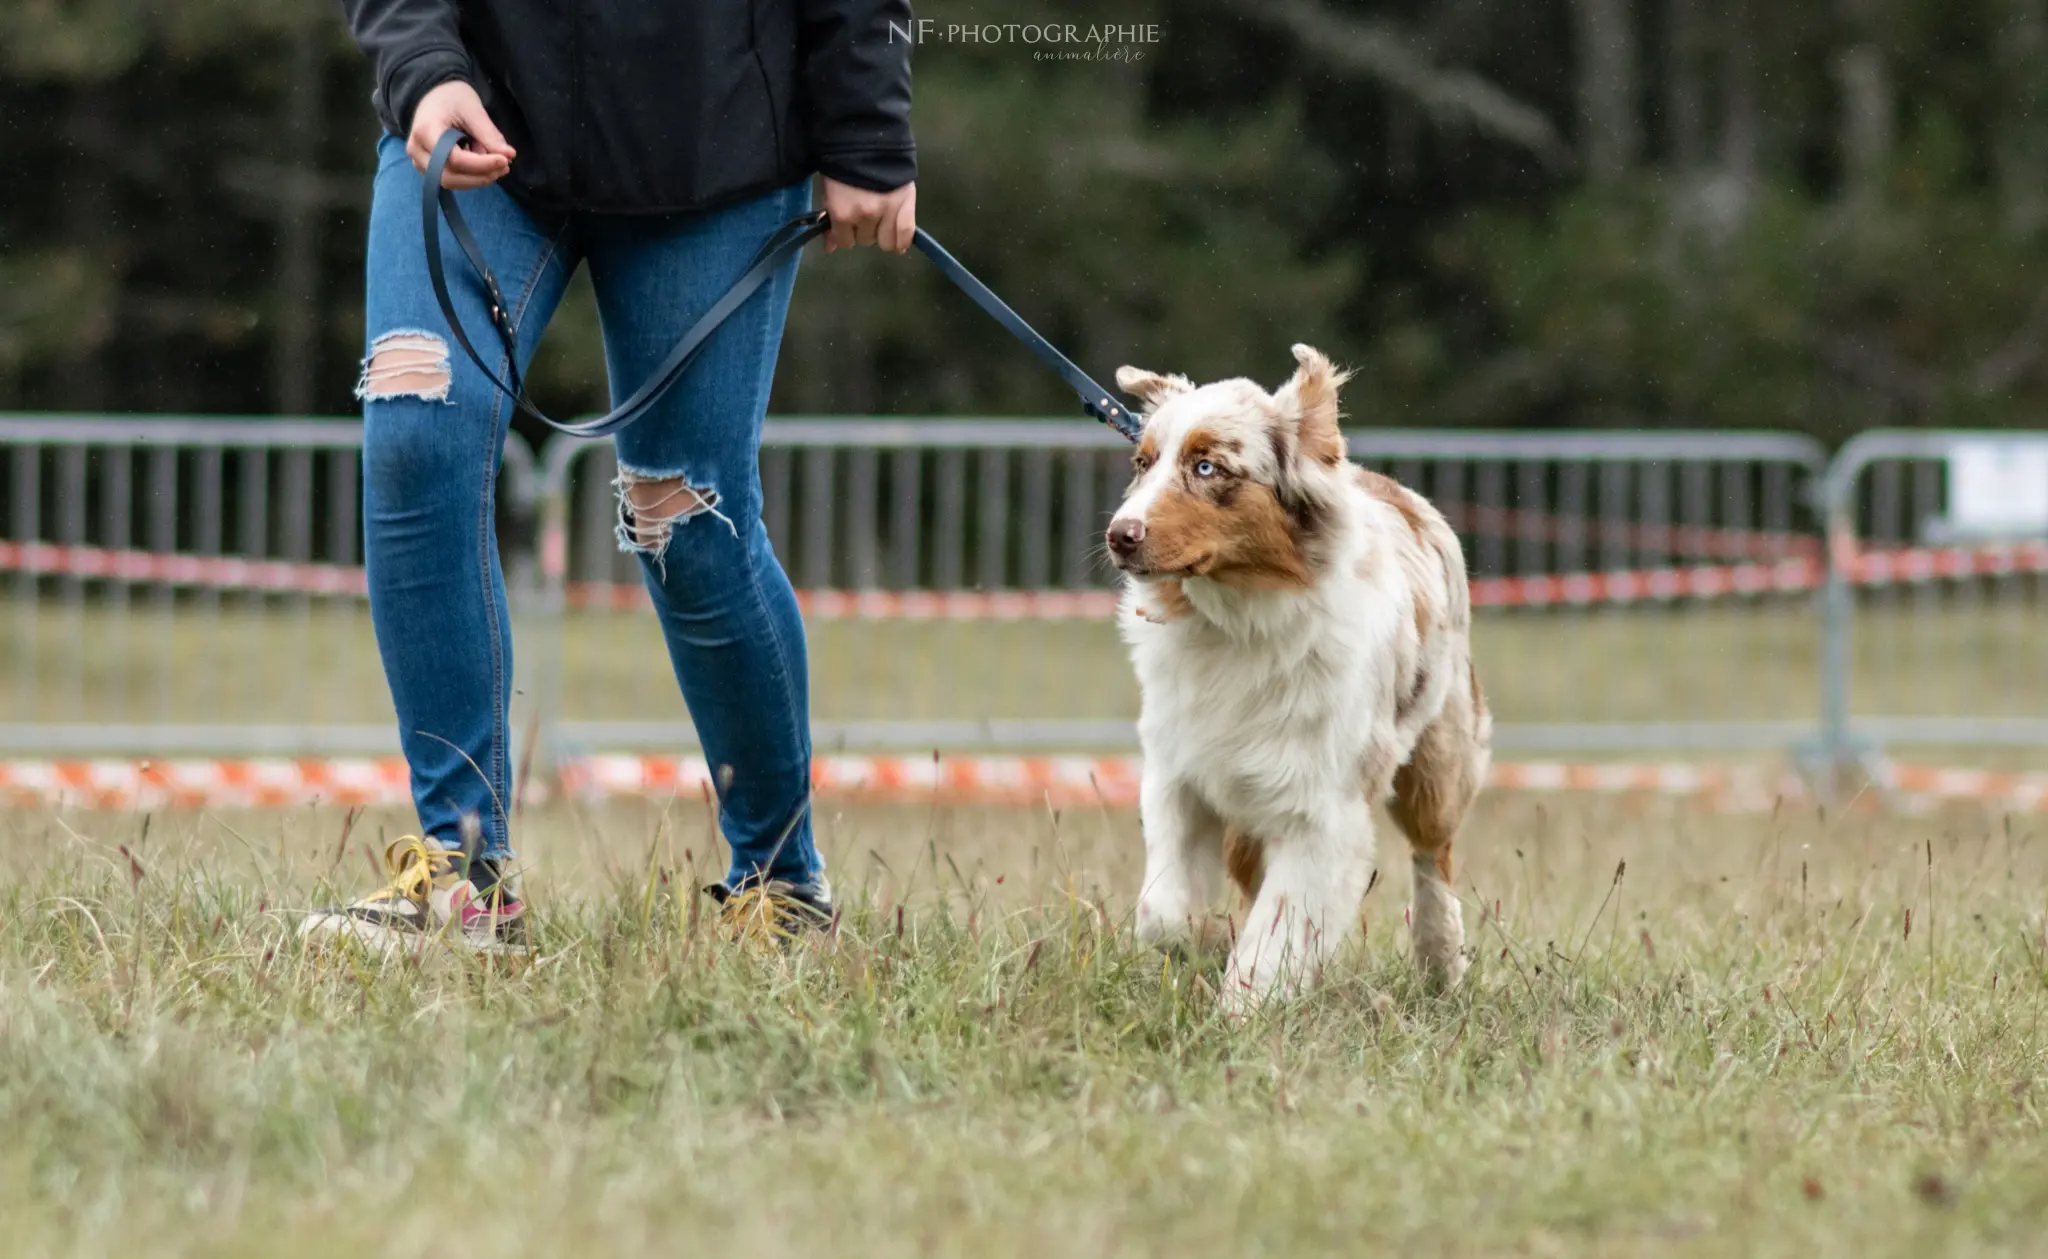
xmin=0 ymin=0 xmax=148 ymax=80
xmin=537 ymin=27 xmax=1361 ymax=416
xmin=0 ymin=248 xmax=117 ymax=367
xmin=776 ymin=63 xmax=1358 ymax=414
xmin=1443 ymin=116 xmax=2048 ymax=438
xmin=7 ymin=0 xmax=2048 ymax=439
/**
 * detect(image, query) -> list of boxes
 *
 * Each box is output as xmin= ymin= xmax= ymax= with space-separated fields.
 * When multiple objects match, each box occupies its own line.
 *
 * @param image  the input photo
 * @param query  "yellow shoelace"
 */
xmin=360 ymin=835 xmax=455 ymax=905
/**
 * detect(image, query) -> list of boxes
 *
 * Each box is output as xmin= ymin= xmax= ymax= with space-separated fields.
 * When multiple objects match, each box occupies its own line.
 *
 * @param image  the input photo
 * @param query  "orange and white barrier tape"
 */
xmin=1846 ymin=539 xmax=2048 ymax=585
xmin=1436 ymin=502 xmax=1820 ymax=563
xmin=569 ymin=756 xmax=1805 ymax=807
xmin=0 ymin=753 xmax=2030 ymax=813
xmin=1468 ymin=558 xmax=1821 ymax=608
xmin=574 ymin=542 xmax=2048 ymax=615
xmin=1883 ymin=763 xmax=2048 ymax=812
xmin=565 ymin=584 xmax=1127 ymax=618
xmin=560 ymin=752 xmax=1144 ymax=805
xmin=3 ymin=537 xmax=2044 ymax=616
xmin=566 ymin=755 xmax=1817 ymax=811
xmin=0 ymin=540 xmax=368 ymax=596
xmin=1467 ymin=540 xmax=2048 ymax=608
xmin=0 ymin=757 xmax=412 ymax=810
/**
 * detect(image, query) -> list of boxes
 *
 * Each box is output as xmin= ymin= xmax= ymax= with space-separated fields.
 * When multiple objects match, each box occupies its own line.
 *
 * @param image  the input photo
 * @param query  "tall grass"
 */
xmin=3 ymin=796 xmax=2046 ymax=1255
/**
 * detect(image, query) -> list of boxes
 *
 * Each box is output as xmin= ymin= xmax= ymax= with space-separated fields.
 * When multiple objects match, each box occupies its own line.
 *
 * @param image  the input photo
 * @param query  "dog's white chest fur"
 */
xmin=1121 ymin=515 xmax=1406 ymax=833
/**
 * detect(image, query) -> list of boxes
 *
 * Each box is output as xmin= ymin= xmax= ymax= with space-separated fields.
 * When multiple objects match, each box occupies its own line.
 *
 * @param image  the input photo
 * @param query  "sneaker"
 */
xmin=299 ymin=835 xmax=531 ymax=957
xmin=704 ymin=873 xmax=834 ymax=943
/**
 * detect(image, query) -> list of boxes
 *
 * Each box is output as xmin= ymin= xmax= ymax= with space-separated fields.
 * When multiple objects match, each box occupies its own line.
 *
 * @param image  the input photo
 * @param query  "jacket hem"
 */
xmin=812 ymin=145 xmax=918 ymax=193
xmin=499 ymin=170 xmax=814 ymax=219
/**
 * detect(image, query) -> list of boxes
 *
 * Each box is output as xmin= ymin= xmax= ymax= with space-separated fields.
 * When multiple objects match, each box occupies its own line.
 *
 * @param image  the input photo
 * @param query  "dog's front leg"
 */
xmin=1134 ymin=775 xmax=1225 ymax=954
xmin=1220 ymin=796 xmax=1375 ymax=1014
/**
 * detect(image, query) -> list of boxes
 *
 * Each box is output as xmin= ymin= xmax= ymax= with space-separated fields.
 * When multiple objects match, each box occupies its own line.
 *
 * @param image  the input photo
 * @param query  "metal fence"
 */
xmin=0 ymin=416 xmax=540 ymax=753
xmin=533 ymin=426 xmax=1835 ymax=756
xmin=0 ymin=414 xmax=2040 ymax=770
xmin=536 ymin=421 xmax=1150 ymax=752
xmin=1820 ymin=430 xmax=2048 ymax=768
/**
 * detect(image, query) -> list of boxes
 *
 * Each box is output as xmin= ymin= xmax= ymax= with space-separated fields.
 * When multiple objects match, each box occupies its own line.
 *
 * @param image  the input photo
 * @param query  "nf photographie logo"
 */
xmin=889 ymin=19 xmax=1162 ymax=62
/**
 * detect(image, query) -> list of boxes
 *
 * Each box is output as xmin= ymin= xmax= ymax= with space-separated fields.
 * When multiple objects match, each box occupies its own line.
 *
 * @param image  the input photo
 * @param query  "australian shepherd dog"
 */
xmin=1105 ymin=345 xmax=1490 ymax=1012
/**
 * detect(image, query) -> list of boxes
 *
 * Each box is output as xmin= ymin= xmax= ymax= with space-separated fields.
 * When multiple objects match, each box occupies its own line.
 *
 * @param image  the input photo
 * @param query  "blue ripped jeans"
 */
xmin=358 ymin=134 xmax=821 ymax=893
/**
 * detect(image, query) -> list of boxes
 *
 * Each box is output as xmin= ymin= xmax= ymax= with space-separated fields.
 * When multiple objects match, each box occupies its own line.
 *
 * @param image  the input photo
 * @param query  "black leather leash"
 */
xmin=423 ymin=130 xmax=1142 ymax=442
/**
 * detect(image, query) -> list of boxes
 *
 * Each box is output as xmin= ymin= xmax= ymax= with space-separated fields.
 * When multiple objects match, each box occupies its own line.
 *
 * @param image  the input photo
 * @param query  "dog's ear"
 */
xmin=1275 ymin=344 xmax=1351 ymax=466
xmin=1116 ymin=366 xmax=1195 ymax=412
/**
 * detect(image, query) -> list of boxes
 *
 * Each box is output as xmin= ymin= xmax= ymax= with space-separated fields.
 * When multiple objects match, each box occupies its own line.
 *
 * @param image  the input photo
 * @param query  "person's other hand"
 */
xmin=820 ymin=178 xmax=917 ymax=253
xmin=408 ymin=81 xmax=517 ymax=189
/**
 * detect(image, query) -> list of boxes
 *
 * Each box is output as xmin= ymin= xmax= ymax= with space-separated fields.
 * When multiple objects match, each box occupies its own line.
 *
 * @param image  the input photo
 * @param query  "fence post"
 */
xmin=1818 ymin=440 xmax=1892 ymax=798
xmin=1815 ymin=442 xmax=1866 ymax=801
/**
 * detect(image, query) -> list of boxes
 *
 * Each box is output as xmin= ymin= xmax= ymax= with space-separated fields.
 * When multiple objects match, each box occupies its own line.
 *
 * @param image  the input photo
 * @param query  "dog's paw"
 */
xmin=1216 ymin=972 xmax=1268 ymax=1024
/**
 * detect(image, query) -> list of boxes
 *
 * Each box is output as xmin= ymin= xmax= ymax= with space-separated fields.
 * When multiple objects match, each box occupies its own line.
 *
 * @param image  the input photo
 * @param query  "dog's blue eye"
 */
xmin=1194 ymin=459 xmax=1217 ymax=477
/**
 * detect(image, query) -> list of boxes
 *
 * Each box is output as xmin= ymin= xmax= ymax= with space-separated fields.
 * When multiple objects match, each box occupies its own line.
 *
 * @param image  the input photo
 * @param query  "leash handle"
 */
xmin=421 ymin=128 xmax=1141 ymax=443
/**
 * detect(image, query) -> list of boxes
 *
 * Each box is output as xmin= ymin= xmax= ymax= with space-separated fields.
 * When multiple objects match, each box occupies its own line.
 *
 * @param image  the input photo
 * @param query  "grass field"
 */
xmin=6 ymin=793 xmax=2048 ymax=1255
xmin=4 ymin=597 xmax=2045 ymax=748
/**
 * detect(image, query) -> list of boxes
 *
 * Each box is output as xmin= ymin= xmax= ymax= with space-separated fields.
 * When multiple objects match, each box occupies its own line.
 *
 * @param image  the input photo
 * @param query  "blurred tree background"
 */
xmin=3 ymin=0 xmax=2047 ymax=444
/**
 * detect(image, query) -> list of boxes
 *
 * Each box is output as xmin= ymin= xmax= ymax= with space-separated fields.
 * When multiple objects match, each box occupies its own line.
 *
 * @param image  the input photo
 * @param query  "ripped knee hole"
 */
xmin=613 ymin=473 xmax=732 ymax=556
xmin=357 ymin=331 xmax=451 ymax=402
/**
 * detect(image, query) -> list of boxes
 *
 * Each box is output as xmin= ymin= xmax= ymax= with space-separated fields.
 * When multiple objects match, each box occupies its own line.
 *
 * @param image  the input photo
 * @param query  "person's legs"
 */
xmin=582 ymin=180 xmax=821 ymax=896
xmin=358 ymin=134 xmax=579 ymax=869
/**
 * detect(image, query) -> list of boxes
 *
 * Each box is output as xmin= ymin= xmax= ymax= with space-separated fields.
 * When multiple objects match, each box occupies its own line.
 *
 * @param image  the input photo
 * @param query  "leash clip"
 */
xmin=1090 ymin=397 xmax=1138 ymax=433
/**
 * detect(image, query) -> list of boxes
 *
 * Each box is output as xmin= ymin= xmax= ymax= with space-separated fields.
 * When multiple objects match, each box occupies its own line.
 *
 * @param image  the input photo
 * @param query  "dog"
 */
xmin=1105 ymin=344 xmax=1490 ymax=1011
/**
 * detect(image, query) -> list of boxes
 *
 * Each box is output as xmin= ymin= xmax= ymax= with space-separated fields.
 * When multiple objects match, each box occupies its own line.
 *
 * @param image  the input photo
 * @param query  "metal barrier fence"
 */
xmin=0 ymin=415 xmax=2039 ymax=772
xmin=535 ymin=425 xmax=1833 ymax=756
xmin=536 ymin=421 xmax=1150 ymax=752
xmin=0 ymin=416 xmax=540 ymax=753
xmin=1820 ymin=431 xmax=2048 ymax=767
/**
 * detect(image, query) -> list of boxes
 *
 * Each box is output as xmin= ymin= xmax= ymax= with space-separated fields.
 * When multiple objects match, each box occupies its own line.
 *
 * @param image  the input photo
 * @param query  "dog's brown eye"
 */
xmin=1132 ymin=456 xmax=1151 ymax=473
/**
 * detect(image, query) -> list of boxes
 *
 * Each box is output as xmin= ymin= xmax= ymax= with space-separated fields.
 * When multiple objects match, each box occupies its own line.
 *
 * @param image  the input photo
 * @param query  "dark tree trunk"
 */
xmin=1833 ymin=0 xmax=1892 ymax=208
xmin=1719 ymin=0 xmax=1758 ymax=185
xmin=1996 ymin=0 xmax=2048 ymax=235
xmin=57 ymin=86 xmax=120 ymax=411
xmin=1665 ymin=0 xmax=1705 ymax=170
xmin=1573 ymin=0 xmax=1641 ymax=183
xmin=271 ymin=15 xmax=327 ymax=416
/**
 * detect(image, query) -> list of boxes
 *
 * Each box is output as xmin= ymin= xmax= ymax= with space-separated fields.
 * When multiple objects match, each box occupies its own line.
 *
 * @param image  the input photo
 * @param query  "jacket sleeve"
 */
xmin=339 ymin=0 xmax=474 ymax=136
xmin=799 ymin=0 xmax=917 ymax=191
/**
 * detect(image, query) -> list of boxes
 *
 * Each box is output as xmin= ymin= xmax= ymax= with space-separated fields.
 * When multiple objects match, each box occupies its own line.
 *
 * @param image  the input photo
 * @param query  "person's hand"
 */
xmin=820 ymin=178 xmax=917 ymax=253
xmin=408 ymin=81 xmax=516 ymax=190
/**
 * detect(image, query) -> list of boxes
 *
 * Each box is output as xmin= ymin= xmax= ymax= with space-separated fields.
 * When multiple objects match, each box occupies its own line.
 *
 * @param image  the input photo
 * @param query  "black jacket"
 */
xmin=341 ymin=0 xmax=915 ymax=213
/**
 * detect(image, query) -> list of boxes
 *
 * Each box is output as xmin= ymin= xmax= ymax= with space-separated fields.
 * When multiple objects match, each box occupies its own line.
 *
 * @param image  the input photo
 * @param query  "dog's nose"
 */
xmin=1106 ymin=518 xmax=1145 ymax=556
